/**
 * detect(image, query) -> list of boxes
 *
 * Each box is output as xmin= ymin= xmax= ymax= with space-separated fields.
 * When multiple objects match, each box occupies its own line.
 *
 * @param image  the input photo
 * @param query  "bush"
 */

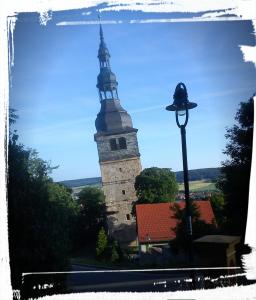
xmin=96 ymin=227 xmax=108 ymax=258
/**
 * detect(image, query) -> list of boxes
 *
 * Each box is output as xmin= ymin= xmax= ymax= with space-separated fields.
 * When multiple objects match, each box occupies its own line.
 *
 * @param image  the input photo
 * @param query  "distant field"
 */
xmin=73 ymin=180 xmax=216 ymax=195
xmin=178 ymin=180 xmax=217 ymax=192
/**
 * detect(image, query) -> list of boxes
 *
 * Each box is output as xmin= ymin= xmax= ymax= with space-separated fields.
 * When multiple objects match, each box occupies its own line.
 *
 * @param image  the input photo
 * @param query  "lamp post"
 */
xmin=166 ymin=82 xmax=197 ymax=266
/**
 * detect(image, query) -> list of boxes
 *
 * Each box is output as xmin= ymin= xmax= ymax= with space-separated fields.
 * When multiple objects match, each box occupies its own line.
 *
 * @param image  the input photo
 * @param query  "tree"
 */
xmin=76 ymin=186 xmax=106 ymax=245
xmin=171 ymin=202 xmax=217 ymax=251
xmin=8 ymin=115 xmax=79 ymax=288
xmin=9 ymin=108 xmax=18 ymax=125
xmin=110 ymin=241 xmax=119 ymax=262
xmin=217 ymin=96 xmax=254 ymax=240
xmin=134 ymin=167 xmax=178 ymax=205
xmin=96 ymin=227 xmax=108 ymax=258
xmin=209 ymin=192 xmax=225 ymax=227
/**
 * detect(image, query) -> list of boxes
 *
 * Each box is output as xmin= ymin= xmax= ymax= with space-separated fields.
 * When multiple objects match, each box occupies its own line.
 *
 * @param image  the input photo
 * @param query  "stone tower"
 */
xmin=94 ymin=24 xmax=142 ymax=246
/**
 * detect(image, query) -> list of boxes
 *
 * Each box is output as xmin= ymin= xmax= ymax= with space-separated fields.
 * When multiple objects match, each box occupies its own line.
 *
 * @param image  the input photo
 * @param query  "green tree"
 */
xmin=8 ymin=116 xmax=78 ymax=288
xmin=135 ymin=167 xmax=178 ymax=204
xmin=132 ymin=167 xmax=178 ymax=215
xmin=210 ymin=192 xmax=225 ymax=227
xmin=110 ymin=241 xmax=120 ymax=262
xmin=171 ymin=202 xmax=217 ymax=251
xmin=217 ymin=96 xmax=254 ymax=239
xmin=96 ymin=227 xmax=108 ymax=258
xmin=9 ymin=108 xmax=19 ymax=125
xmin=76 ymin=187 xmax=106 ymax=245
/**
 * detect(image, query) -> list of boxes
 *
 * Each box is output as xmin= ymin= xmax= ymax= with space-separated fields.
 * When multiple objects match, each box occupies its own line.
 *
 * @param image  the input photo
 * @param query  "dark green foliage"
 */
xmin=96 ymin=227 xmax=108 ymax=258
xmin=110 ymin=241 xmax=119 ymax=262
xmin=135 ymin=167 xmax=178 ymax=203
xmin=210 ymin=192 xmax=225 ymax=227
xmin=132 ymin=167 xmax=178 ymax=215
xmin=217 ymin=96 xmax=254 ymax=239
xmin=171 ymin=202 xmax=217 ymax=250
xmin=9 ymin=108 xmax=18 ymax=125
xmin=8 ymin=130 xmax=78 ymax=288
xmin=76 ymin=187 xmax=106 ymax=246
xmin=175 ymin=168 xmax=221 ymax=183
xmin=95 ymin=230 xmax=122 ymax=263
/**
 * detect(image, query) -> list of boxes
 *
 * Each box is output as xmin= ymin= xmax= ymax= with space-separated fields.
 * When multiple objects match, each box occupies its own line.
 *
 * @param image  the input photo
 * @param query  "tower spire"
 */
xmin=96 ymin=18 xmax=119 ymax=101
xmin=98 ymin=14 xmax=104 ymax=43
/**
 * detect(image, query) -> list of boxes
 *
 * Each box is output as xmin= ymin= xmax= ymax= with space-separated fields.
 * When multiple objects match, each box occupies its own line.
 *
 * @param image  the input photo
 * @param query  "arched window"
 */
xmin=109 ymin=137 xmax=127 ymax=151
xmin=110 ymin=138 xmax=118 ymax=151
xmin=119 ymin=137 xmax=127 ymax=149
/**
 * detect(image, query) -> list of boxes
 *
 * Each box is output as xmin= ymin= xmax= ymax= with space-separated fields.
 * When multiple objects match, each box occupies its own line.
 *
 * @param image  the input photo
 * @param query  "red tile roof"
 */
xmin=136 ymin=200 xmax=215 ymax=243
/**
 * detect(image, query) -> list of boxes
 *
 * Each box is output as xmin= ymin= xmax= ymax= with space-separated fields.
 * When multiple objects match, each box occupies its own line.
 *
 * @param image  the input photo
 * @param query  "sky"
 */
xmin=9 ymin=7 xmax=256 ymax=182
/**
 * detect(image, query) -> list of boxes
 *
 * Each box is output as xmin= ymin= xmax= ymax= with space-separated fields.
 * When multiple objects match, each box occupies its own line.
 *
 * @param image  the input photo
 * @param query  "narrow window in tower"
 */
xmin=110 ymin=138 xmax=118 ymax=151
xmin=119 ymin=167 xmax=122 ymax=172
xmin=119 ymin=137 xmax=127 ymax=149
xmin=126 ymin=214 xmax=130 ymax=221
xmin=106 ymin=91 xmax=112 ymax=99
xmin=122 ymin=190 xmax=126 ymax=195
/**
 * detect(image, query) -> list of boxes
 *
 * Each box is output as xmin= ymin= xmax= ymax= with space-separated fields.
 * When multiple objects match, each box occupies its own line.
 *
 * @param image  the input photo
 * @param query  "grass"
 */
xmin=178 ymin=180 xmax=217 ymax=192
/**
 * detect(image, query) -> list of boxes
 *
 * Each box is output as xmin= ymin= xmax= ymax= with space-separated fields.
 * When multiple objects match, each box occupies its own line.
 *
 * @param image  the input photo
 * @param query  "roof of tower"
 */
xmin=97 ymin=67 xmax=118 ymax=91
xmin=95 ymin=99 xmax=135 ymax=134
xmin=97 ymin=23 xmax=119 ymax=93
xmin=95 ymin=21 xmax=136 ymax=135
xmin=98 ymin=24 xmax=110 ymax=62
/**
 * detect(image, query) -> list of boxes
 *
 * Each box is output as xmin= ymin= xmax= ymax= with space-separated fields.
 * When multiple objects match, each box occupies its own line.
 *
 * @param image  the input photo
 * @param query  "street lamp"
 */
xmin=166 ymin=82 xmax=197 ymax=266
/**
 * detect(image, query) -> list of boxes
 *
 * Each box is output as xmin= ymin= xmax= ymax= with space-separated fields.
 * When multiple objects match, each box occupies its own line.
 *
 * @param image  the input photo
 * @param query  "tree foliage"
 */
xmin=8 ymin=115 xmax=78 ymax=288
xmin=9 ymin=108 xmax=18 ymax=125
xmin=76 ymin=186 xmax=106 ymax=246
xmin=171 ymin=202 xmax=217 ymax=250
xmin=217 ymin=96 xmax=254 ymax=238
xmin=175 ymin=168 xmax=221 ymax=183
xmin=110 ymin=241 xmax=119 ymax=262
xmin=209 ymin=192 xmax=225 ymax=227
xmin=134 ymin=167 xmax=178 ymax=204
xmin=96 ymin=227 xmax=108 ymax=258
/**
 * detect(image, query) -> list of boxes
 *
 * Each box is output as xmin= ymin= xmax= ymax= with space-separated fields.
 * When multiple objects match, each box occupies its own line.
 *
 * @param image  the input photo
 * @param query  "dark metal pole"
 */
xmin=180 ymin=124 xmax=194 ymax=266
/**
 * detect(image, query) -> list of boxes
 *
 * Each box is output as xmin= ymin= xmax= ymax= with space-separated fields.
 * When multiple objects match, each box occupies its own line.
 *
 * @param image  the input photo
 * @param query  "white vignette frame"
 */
xmin=0 ymin=1 xmax=256 ymax=299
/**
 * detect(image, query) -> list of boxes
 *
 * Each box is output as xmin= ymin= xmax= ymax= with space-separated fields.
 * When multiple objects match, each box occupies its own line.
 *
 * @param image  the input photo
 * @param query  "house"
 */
xmin=135 ymin=200 xmax=216 ymax=253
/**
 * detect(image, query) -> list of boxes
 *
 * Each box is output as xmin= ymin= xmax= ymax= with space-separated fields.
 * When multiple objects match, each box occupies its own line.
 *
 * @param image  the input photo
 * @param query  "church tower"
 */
xmin=94 ymin=24 xmax=142 ymax=246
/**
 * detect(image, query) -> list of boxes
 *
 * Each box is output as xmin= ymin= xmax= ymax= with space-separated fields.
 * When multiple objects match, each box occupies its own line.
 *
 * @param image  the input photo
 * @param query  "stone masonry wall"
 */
xmin=100 ymin=157 xmax=142 ymax=241
xmin=95 ymin=131 xmax=140 ymax=162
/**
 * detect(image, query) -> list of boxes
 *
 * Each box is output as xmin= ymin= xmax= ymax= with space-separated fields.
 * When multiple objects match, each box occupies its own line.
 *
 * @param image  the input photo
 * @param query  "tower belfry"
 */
xmin=94 ymin=23 xmax=142 ymax=246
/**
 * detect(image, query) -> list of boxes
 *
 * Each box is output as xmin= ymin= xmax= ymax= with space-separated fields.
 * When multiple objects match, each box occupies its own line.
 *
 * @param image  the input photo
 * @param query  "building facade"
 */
xmin=94 ymin=24 xmax=142 ymax=246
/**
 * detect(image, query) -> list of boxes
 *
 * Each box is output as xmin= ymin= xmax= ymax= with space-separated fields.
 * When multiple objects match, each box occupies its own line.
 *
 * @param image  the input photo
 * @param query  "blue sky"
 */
xmin=10 ymin=8 xmax=256 ymax=182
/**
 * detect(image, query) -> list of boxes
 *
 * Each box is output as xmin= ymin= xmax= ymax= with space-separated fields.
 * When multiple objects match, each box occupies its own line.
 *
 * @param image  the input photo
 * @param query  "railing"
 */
xmin=17 ymin=267 xmax=254 ymax=300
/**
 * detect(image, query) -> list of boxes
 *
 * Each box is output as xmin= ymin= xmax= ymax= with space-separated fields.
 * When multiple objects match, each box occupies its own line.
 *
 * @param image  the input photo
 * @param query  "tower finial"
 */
xmin=98 ymin=13 xmax=104 ymax=42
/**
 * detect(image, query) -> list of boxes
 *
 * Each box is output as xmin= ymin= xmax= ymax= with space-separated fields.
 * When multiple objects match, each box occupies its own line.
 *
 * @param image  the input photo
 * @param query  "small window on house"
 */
xmin=126 ymin=214 xmax=130 ymax=221
xmin=110 ymin=138 xmax=118 ymax=151
xmin=122 ymin=190 xmax=126 ymax=195
xmin=119 ymin=137 xmax=127 ymax=149
xmin=119 ymin=167 xmax=122 ymax=172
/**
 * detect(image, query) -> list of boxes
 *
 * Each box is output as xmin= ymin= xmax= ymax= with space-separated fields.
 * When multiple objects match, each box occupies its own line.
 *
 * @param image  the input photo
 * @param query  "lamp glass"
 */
xmin=178 ymin=109 xmax=186 ymax=116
